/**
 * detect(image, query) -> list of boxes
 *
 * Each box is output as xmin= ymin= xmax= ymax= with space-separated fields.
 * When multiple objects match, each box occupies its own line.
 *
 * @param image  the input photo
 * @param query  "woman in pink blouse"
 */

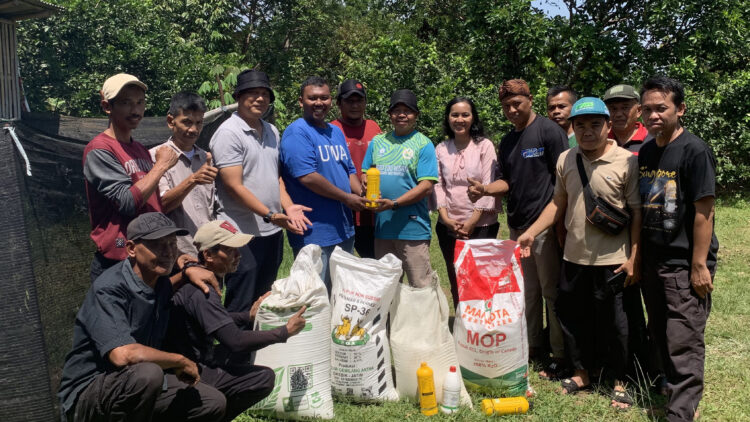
xmin=434 ymin=97 xmax=500 ymax=309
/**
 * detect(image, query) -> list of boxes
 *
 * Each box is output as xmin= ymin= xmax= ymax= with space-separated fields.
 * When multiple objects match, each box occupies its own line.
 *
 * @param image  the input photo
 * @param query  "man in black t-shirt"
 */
xmin=164 ymin=220 xmax=307 ymax=422
xmin=638 ymin=76 xmax=719 ymax=422
xmin=468 ymin=79 xmax=569 ymax=376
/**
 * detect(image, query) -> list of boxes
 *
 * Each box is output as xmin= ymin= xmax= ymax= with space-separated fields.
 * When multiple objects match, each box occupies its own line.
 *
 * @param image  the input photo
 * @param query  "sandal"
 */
xmin=560 ymin=377 xmax=591 ymax=395
xmin=611 ymin=389 xmax=634 ymax=410
xmin=539 ymin=360 xmax=571 ymax=381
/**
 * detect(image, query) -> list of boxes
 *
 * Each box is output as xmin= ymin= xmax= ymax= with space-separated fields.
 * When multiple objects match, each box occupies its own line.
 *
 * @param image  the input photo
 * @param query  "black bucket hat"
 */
xmin=388 ymin=89 xmax=419 ymax=113
xmin=233 ymin=69 xmax=275 ymax=102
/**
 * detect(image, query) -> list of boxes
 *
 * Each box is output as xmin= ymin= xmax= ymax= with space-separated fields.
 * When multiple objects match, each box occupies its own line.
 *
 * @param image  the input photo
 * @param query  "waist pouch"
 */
xmin=577 ymin=154 xmax=630 ymax=236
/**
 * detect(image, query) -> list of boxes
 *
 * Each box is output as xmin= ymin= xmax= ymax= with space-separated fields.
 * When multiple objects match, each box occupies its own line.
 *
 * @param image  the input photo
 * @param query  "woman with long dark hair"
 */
xmin=434 ymin=97 xmax=500 ymax=309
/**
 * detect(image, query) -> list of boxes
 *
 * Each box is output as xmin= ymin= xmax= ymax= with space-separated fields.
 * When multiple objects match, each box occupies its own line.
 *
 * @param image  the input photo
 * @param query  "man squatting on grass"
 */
xmin=163 ymin=220 xmax=306 ymax=422
xmin=638 ymin=76 xmax=719 ymax=422
xmin=58 ymin=213 xmax=226 ymax=422
xmin=517 ymin=97 xmax=642 ymax=410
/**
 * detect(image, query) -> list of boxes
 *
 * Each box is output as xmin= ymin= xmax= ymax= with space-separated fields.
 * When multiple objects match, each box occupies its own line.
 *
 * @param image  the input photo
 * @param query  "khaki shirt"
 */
xmin=150 ymin=139 xmax=215 ymax=255
xmin=554 ymin=140 xmax=640 ymax=265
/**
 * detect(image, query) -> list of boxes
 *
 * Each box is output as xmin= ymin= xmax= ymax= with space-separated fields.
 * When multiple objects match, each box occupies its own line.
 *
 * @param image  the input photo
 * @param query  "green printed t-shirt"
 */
xmin=362 ymin=130 xmax=438 ymax=240
xmin=568 ymin=132 xmax=577 ymax=148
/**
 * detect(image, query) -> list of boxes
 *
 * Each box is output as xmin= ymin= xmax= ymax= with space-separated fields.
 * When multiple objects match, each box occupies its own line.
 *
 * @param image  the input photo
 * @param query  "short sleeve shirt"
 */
xmin=150 ymin=139 xmax=215 ymax=255
xmin=496 ymin=115 xmax=569 ymax=230
xmin=280 ymin=118 xmax=357 ymax=249
xmin=164 ymin=284 xmax=234 ymax=364
xmin=210 ymin=113 xmax=282 ymax=237
xmin=638 ymin=130 xmax=719 ymax=268
xmin=58 ymin=261 xmax=172 ymax=414
xmin=554 ymin=142 xmax=641 ymax=265
xmin=361 ymin=130 xmax=438 ymax=240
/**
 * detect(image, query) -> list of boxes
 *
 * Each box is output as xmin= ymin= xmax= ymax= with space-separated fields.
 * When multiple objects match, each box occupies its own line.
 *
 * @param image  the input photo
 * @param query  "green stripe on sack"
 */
xmin=459 ymin=365 xmax=528 ymax=396
xmin=260 ymin=322 xmax=312 ymax=332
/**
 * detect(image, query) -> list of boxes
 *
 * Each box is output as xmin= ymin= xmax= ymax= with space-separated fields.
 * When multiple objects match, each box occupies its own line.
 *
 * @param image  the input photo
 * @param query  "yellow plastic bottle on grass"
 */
xmin=417 ymin=362 xmax=438 ymax=416
xmin=365 ymin=165 xmax=380 ymax=208
xmin=480 ymin=397 xmax=530 ymax=416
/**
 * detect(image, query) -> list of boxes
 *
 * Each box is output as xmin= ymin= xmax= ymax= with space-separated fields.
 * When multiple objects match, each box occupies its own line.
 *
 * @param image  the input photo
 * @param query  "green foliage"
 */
xmin=16 ymin=0 xmax=750 ymax=189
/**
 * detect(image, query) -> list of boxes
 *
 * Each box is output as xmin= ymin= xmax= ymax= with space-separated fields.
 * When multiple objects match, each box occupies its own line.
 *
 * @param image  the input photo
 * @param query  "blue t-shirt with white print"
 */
xmin=280 ymin=118 xmax=356 ymax=249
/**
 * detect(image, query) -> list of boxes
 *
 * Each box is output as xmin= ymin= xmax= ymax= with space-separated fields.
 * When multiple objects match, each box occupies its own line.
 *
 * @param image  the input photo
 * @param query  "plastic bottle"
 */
xmin=439 ymin=365 xmax=462 ymax=414
xmin=417 ymin=362 xmax=438 ymax=416
xmin=480 ymin=397 xmax=530 ymax=416
xmin=365 ymin=165 xmax=380 ymax=208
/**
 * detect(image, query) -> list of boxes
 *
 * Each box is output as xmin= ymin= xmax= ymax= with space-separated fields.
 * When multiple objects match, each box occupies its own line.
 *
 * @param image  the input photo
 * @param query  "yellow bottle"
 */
xmin=417 ymin=362 xmax=438 ymax=416
xmin=365 ymin=165 xmax=380 ymax=208
xmin=480 ymin=397 xmax=530 ymax=416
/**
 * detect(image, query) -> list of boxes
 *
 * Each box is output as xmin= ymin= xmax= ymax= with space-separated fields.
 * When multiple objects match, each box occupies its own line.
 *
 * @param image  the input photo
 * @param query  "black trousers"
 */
xmin=354 ymin=225 xmax=376 ymax=259
xmin=642 ymin=255 xmax=712 ymax=422
xmin=70 ymin=362 xmax=225 ymax=422
xmin=556 ymin=261 xmax=629 ymax=380
xmin=435 ymin=221 xmax=500 ymax=309
xmin=200 ymin=363 xmax=276 ymax=422
xmin=224 ymin=231 xmax=283 ymax=314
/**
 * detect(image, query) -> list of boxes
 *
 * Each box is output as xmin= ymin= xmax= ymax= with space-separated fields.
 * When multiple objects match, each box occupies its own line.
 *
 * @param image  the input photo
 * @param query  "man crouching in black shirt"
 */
xmin=638 ymin=76 xmax=719 ymax=422
xmin=164 ymin=220 xmax=306 ymax=421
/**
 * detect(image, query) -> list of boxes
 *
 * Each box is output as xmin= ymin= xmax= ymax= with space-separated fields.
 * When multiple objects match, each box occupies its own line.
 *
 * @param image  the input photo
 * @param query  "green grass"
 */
xmin=236 ymin=204 xmax=750 ymax=421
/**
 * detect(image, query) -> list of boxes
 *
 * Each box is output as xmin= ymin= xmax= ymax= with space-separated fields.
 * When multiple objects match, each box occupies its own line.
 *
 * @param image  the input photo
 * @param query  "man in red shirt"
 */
xmin=603 ymin=84 xmax=650 ymax=155
xmin=83 ymin=74 xmax=181 ymax=281
xmin=331 ymin=79 xmax=381 ymax=258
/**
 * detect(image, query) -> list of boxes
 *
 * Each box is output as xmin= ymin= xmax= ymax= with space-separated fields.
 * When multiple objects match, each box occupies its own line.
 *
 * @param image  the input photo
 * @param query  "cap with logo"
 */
xmin=388 ymin=89 xmax=419 ymax=113
xmin=233 ymin=69 xmax=275 ymax=102
xmin=603 ymin=84 xmax=640 ymax=102
xmin=127 ymin=212 xmax=188 ymax=241
xmin=337 ymin=79 xmax=367 ymax=100
xmin=569 ymin=97 xmax=610 ymax=120
xmin=193 ymin=220 xmax=254 ymax=252
xmin=101 ymin=73 xmax=147 ymax=101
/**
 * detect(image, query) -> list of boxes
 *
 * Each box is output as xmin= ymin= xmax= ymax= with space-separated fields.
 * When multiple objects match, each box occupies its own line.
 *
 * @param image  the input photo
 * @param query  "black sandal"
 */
xmin=560 ymin=377 xmax=591 ymax=394
xmin=539 ymin=361 xmax=571 ymax=381
xmin=611 ymin=389 xmax=634 ymax=410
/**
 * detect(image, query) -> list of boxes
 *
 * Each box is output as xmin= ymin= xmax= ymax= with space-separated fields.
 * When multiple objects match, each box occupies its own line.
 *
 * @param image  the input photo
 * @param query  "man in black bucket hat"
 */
xmin=210 ymin=69 xmax=312 ymax=315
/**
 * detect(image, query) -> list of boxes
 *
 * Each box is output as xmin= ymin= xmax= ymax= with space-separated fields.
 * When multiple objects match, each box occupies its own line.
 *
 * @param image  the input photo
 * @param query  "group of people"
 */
xmin=56 ymin=69 xmax=717 ymax=422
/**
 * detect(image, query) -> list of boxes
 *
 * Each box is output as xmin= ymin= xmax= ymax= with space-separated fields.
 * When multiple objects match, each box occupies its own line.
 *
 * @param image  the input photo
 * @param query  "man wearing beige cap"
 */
xmin=164 ymin=220 xmax=306 ymax=421
xmin=603 ymin=84 xmax=650 ymax=155
xmin=83 ymin=73 xmax=180 ymax=281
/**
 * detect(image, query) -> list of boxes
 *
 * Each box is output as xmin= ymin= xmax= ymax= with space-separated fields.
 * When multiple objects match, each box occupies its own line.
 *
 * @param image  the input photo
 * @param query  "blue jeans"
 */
xmin=293 ymin=236 xmax=355 ymax=295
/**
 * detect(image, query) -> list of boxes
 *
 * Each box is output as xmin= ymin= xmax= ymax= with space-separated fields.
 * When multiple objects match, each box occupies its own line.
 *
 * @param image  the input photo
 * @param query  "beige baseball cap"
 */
xmin=193 ymin=220 xmax=254 ymax=251
xmin=101 ymin=73 xmax=147 ymax=100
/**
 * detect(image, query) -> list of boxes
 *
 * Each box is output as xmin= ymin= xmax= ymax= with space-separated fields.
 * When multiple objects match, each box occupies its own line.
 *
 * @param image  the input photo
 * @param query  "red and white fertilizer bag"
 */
xmin=389 ymin=273 xmax=473 ymax=408
xmin=453 ymin=239 xmax=529 ymax=396
xmin=328 ymin=247 xmax=400 ymax=401
xmin=250 ymin=244 xmax=334 ymax=420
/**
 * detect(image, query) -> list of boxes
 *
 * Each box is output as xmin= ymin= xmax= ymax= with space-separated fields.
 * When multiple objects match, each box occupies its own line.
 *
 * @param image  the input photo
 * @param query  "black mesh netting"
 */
xmin=2 ymin=108 xmax=235 ymax=421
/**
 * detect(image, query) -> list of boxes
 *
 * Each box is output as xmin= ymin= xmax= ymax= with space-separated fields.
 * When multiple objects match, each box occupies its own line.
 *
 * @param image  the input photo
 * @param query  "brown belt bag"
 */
xmin=576 ymin=154 xmax=630 ymax=235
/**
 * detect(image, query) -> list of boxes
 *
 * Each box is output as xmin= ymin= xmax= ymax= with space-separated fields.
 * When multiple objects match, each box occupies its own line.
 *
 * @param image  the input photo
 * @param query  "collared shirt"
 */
xmin=434 ymin=137 xmax=500 ymax=226
xmin=555 ymin=140 xmax=641 ymax=265
xmin=149 ymin=139 xmax=215 ymax=255
xmin=210 ymin=113 xmax=282 ymax=237
xmin=609 ymin=122 xmax=650 ymax=155
xmin=58 ymin=260 xmax=172 ymax=415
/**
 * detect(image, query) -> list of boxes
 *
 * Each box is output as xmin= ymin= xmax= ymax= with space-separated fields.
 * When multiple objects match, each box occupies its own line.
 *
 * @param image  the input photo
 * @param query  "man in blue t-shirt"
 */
xmin=279 ymin=76 xmax=368 ymax=291
xmin=363 ymin=89 xmax=439 ymax=287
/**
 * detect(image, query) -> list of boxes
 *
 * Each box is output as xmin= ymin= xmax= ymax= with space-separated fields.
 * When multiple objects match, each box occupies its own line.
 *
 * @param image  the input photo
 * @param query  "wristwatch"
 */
xmin=263 ymin=211 xmax=274 ymax=223
xmin=392 ymin=200 xmax=399 ymax=210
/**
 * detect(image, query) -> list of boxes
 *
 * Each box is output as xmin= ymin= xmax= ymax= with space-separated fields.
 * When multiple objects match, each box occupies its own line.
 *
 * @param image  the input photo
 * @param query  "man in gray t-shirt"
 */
xmin=210 ymin=70 xmax=310 ymax=313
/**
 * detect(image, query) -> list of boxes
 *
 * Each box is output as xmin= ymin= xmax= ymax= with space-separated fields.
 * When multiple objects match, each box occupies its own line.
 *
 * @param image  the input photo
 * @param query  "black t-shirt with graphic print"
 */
xmin=496 ymin=115 xmax=569 ymax=230
xmin=638 ymin=130 xmax=719 ymax=268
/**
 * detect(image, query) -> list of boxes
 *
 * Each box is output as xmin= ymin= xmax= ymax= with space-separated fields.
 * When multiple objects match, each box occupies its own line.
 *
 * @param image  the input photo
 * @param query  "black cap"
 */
xmin=127 ymin=212 xmax=188 ymax=241
xmin=388 ymin=89 xmax=419 ymax=113
xmin=337 ymin=79 xmax=366 ymax=100
xmin=233 ymin=69 xmax=275 ymax=102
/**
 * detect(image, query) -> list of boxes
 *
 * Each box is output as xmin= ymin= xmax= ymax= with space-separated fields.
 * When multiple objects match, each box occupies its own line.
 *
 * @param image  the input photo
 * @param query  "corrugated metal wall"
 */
xmin=1 ymin=19 xmax=21 ymax=121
